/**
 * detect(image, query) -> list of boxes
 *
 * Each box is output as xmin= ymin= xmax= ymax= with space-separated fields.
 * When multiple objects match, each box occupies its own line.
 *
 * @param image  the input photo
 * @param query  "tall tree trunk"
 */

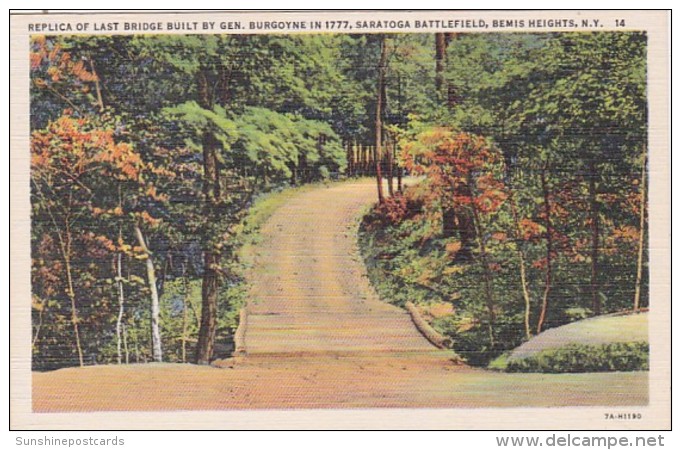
xmin=396 ymin=145 xmax=403 ymax=193
xmin=32 ymin=302 xmax=44 ymax=348
xmin=130 ymin=315 xmax=140 ymax=363
xmin=442 ymin=202 xmax=458 ymax=238
xmin=435 ymin=33 xmax=447 ymax=97
xmin=356 ymin=144 xmax=361 ymax=175
xmin=382 ymin=76 xmax=394 ymax=197
xmin=115 ymin=251 xmax=125 ymax=364
xmin=374 ymin=36 xmax=387 ymax=204
xmin=509 ymin=192 xmax=533 ymax=339
xmin=35 ymin=186 xmax=84 ymax=367
xmin=87 ymin=53 xmax=105 ymax=113
xmin=122 ymin=323 xmax=129 ymax=364
xmin=196 ymin=252 xmax=219 ymax=364
xmin=634 ymin=145 xmax=647 ymax=312
xmin=63 ymin=249 xmax=84 ymax=367
xmin=357 ymin=143 xmax=362 ymax=176
xmin=134 ymin=224 xmax=162 ymax=362
xmin=201 ymin=132 xmax=221 ymax=201
xmin=196 ymin=130 xmax=222 ymax=365
xmin=588 ymin=160 xmax=601 ymax=315
xmin=60 ymin=206 xmax=84 ymax=367
xmin=114 ymin=191 xmax=125 ymax=364
xmin=442 ymin=185 xmax=477 ymax=261
xmin=435 ymin=32 xmax=457 ymax=105
xmin=536 ymin=169 xmax=553 ymax=334
xmin=470 ymin=192 xmax=496 ymax=347
xmin=182 ymin=263 xmax=189 ymax=363
xmin=386 ymin=137 xmax=394 ymax=197
xmin=290 ymin=164 xmax=297 ymax=186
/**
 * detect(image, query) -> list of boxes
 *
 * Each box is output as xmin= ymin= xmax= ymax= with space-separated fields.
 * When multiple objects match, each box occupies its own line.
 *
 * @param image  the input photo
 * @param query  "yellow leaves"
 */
xmin=426 ymin=302 xmax=455 ymax=319
xmin=613 ymin=225 xmax=639 ymax=241
xmin=32 ymin=296 xmax=45 ymax=312
xmin=133 ymin=253 xmax=149 ymax=261
xmin=149 ymin=165 xmax=176 ymax=180
xmin=47 ymin=66 xmax=60 ymax=82
xmin=403 ymin=127 xmax=506 ymax=217
xmin=418 ymin=127 xmax=452 ymax=147
xmin=416 ymin=269 xmax=436 ymax=286
xmin=88 ymin=134 xmax=143 ymax=181
xmin=456 ymin=316 xmax=478 ymax=333
xmin=445 ymin=240 xmax=462 ymax=256
xmin=138 ymin=211 xmax=161 ymax=227
xmin=571 ymin=253 xmax=588 ymax=263
xmin=30 ymin=151 xmax=48 ymax=171
xmin=443 ymin=265 xmax=465 ymax=276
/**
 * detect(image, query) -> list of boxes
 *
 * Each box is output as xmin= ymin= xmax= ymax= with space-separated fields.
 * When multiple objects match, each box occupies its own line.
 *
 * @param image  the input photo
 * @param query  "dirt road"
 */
xmin=243 ymin=179 xmax=441 ymax=356
xmin=32 ymin=179 xmax=648 ymax=412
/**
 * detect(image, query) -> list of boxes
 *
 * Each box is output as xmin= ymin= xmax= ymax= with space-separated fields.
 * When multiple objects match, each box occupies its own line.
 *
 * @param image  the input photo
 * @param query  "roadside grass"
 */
xmin=236 ymin=184 xmax=319 ymax=262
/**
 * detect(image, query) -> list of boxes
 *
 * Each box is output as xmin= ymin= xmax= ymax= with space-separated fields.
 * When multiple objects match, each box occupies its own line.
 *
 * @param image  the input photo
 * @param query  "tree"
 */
xmin=403 ymin=129 xmax=507 ymax=343
xmin=31 ymin=114 xmax=145 ymax=366
xmin=374 ymin=35 xmax=388 ymax=204
xmin=633 ymin=145 xmax=647 ymax=312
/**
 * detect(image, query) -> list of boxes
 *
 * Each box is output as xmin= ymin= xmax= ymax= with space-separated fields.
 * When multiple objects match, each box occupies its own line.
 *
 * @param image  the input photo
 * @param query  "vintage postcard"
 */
xmin=9 ymin=10 xmax=670 ymax=430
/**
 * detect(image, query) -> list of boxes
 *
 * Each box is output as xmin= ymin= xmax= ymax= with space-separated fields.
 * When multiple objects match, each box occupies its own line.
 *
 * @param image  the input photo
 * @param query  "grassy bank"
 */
xmin=489 ymin=312 xmax=649 ymax=372
xmin=357 ymin=183 xmax=648 ymax=368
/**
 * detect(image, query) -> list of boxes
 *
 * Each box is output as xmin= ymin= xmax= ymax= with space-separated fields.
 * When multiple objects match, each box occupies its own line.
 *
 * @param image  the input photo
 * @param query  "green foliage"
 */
xmin=233 ymin=107 xmax=345 ymax=184
xmin=163 ymin=101 xmax=237 ymax=148
xmin=503 ymin=342 xmax=649 ymax=373
xmin=29 ymin=30 xmax=649 ymax=371
xmin=359 ymin=31 xmax=648 ymax=367
xmin=359 ymin=185 xmax=523 ymax=365
xmin=30 ymin=33 xmax=357 ymax=369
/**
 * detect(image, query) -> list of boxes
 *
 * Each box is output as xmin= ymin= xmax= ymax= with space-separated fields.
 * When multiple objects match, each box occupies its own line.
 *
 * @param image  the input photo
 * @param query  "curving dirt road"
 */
xmin=243 ymin=179 xmax=443 ymax=357
xmin=32 ymin=179 xmax=648 ymax=413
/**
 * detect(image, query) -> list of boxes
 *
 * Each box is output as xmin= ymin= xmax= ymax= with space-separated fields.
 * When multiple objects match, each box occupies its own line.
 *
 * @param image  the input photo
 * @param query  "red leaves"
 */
xmin=519 ymin=218 xmax=544 ymax=241
xmin=372 ymin=194 xmax=411 ymax=227
xmin=402 ymin=128 xmax=507 ymax=215
xmin=366 ymin=188 xmax=425 ymax=229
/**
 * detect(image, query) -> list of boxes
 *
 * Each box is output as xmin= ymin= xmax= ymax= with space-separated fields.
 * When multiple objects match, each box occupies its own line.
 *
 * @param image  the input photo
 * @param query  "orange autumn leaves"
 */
xmin=32 ymin=115 xmax=139 ymax=180
xmin=31 ymin=36 xmax=99 ymax=85
xmin=31 ymin=114 xmax=163 ymax=228
xmin=402 ymin=128 xmax=507 ymax=215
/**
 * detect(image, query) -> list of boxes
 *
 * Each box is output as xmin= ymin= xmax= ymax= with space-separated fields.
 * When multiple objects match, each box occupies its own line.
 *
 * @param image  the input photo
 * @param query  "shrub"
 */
xmin=504 ymin=342 xmax=649 ymax=373
xmin=363 ymin=192 xmax=424 ymax=229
